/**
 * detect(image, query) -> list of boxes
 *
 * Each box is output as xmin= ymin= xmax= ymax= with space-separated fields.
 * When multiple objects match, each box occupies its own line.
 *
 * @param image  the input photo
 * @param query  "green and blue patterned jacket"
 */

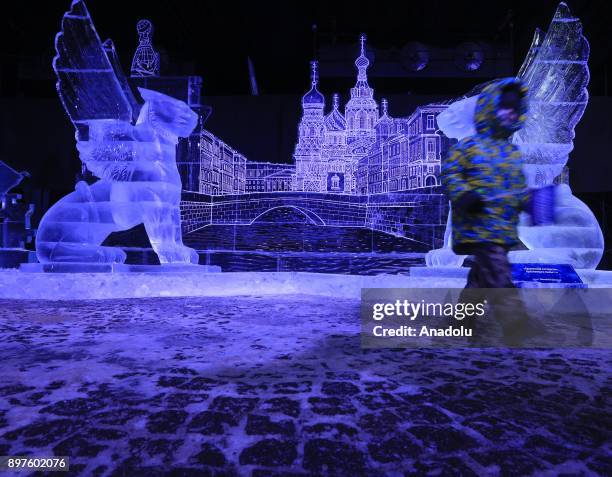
xmin=441 ymin=78 xmax=530 ymax=254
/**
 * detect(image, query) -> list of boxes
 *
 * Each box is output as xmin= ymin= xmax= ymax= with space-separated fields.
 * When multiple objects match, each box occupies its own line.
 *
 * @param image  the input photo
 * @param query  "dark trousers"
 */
xmin=460 ymin=243 xmax=531 ymax=346
xmin=464 ymin=243 xmax=515 ymax=288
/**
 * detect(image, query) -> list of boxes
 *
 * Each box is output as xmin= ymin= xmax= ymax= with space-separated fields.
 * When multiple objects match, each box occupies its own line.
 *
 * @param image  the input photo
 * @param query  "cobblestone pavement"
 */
xmin=0 ymin=296 xmax=610 ymax=476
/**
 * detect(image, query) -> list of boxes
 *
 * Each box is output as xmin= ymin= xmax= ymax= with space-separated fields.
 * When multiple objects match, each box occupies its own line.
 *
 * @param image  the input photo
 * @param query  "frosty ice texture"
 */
xmin=514 ymin=3 xmax=589 ymax=186
xmin=36 ymin=0 xmax=198 ymax=264
xmin=427 ymin=2 xmax=603 ymax=269
xmin=511 ymin=2 xmax=603 ymax=269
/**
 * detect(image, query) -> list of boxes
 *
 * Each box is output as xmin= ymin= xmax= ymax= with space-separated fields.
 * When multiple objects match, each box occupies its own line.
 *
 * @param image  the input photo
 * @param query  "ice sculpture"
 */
xmin=511 ymin=3 xmax=603 ymax=269
xmin=426 ymin=2 xmax=603 ymax=269
xmin=36 ymin=0 xmax=199 ymax=265
xmin=131 ymin=19 xmax=160 ymax=77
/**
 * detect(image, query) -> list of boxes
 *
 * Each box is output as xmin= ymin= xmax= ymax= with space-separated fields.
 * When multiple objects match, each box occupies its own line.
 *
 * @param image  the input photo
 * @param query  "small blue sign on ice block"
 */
xmin=512 ymin=263 xmax=587 ymax=288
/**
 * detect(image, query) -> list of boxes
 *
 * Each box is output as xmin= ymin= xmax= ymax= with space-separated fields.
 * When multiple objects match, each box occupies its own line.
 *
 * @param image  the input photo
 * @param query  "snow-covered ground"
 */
xmin=0 ymin=294 xmax=609 ymax=476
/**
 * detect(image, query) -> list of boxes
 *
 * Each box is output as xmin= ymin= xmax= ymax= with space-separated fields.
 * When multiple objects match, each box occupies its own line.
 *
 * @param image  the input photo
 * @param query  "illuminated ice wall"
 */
xmin=198 ymin=35 xmax=451 ymax=199
xmin=181 ymin=34 xmax=453 ymax=256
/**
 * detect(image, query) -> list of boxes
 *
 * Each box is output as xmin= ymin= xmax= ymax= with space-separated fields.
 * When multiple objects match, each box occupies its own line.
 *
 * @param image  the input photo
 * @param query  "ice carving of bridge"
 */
xmin=181 ymin=190 xmax=448 ymax=251
xmin=250 ymin=206 xmax=326 ymax=226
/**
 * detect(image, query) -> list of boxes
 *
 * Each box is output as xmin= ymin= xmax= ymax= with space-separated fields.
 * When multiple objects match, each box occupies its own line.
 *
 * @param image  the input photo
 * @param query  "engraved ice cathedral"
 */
xmin=198 ymin=34 xmax=451 ymax=196
xmin=292 ymin=34 xmax=448 ymax=195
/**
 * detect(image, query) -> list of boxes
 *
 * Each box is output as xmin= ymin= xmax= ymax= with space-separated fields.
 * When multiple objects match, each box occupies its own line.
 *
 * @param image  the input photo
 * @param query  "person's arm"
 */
xmin=441 ymin=140 xmax=484 ymax=213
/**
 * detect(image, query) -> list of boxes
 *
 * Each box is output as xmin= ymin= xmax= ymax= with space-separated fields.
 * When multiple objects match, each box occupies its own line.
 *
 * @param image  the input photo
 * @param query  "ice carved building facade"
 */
xmin=190 ymin=34 xmax=450 ymax=199
xmin=293 ymin=61 xmax=328 ymax=193
xmin=199 ymin=130 xmax=246 ymax=195
xmin=291 ymin=35 xmax=449 ymax=196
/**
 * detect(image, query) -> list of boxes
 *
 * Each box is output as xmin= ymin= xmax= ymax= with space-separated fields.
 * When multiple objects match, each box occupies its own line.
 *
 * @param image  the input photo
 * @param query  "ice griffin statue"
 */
xmin=427 ymin=2 xmax=603 ymax=270
xmin=36 ymin=0 xmax=199 ymax=265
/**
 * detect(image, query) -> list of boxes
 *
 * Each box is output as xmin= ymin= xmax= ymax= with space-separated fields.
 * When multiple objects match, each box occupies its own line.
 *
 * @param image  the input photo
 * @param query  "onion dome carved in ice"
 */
xmin=355 ymin=34 xmax=370 ymax=75
xmin=302 ymin=60 xmax=325 ymax=108
xmin=355 ymin=34 xmax=371 ymax=83
xmin=348 ymin=34 xmax=376 ymax=101
xmin=324 ymin=94 xmax=347 ymax=131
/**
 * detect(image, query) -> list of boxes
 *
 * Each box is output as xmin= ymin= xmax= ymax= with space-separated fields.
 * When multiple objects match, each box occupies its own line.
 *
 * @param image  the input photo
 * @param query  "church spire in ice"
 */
xmin=311 ymin=60 xmax=318 ymax=86
xmin=295 ymin=60 xmax=326 ymax=192
xmin=355 ymin=33 xmax=370 ymax=82
xmin=349 ymin=33 xmax=374 ymax=100
xmin=345 ymin=33 xmax=378 ymax=152
xmin=376 ymin=98 xmax=394 ymax=139
xmin=302 ymin=60 xmax=324 ymax=109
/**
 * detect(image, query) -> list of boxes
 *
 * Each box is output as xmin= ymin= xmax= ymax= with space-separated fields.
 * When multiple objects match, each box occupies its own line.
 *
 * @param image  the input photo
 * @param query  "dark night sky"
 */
xmin=1 ymin=0 xmax=610 ymax=97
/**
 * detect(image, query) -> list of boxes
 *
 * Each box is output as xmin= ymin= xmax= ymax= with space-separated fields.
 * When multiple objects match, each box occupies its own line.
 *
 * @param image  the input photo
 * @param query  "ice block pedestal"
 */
xmin=410 ymin=263 xmax=595 ymax=289
xmin=20 ymin=263 xmax=221 ymax=273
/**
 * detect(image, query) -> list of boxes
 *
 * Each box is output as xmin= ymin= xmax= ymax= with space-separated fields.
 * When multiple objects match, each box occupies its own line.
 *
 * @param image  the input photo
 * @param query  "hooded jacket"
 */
xmin=441 ymin=78 xmax=529 ymax=254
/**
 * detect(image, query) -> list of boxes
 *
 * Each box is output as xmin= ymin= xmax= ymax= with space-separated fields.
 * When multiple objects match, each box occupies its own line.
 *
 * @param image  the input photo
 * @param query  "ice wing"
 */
xmin=513 ymin=2 xmax=590 ymax=184
xmin=53 ymin=0 xmax=140 ymax=132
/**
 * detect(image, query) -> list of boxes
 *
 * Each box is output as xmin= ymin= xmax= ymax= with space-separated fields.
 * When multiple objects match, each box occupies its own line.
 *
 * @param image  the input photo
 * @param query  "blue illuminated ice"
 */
xmin=131 ymin=19 xmax=160 ymax=77
xmin=36 ymin=0 xmax=199 ymax=265
xmin=427 ymin=2 xmax=603 ymax=270
xmin=511 ymin=3 xmax=603 ymax=269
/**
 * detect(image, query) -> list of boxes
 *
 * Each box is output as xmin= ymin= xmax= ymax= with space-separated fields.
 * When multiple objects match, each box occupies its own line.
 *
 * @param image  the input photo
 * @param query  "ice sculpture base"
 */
xmin=0 ymin=271 xmax=465 ymax=300
xmin=1 ymin=268 xmax=609 ymax=301
xmin=508 ymin=248 xmax=603 ymax=271
xmin=425 ymin=248 xmax=467 ymax=267
xmin=19 ymin=263 xmax=221 ymax=274
xmin=410 ymin=266 xmax=469 ymax=279
xmin=410 ymin=265 xmax=611 ymax=289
